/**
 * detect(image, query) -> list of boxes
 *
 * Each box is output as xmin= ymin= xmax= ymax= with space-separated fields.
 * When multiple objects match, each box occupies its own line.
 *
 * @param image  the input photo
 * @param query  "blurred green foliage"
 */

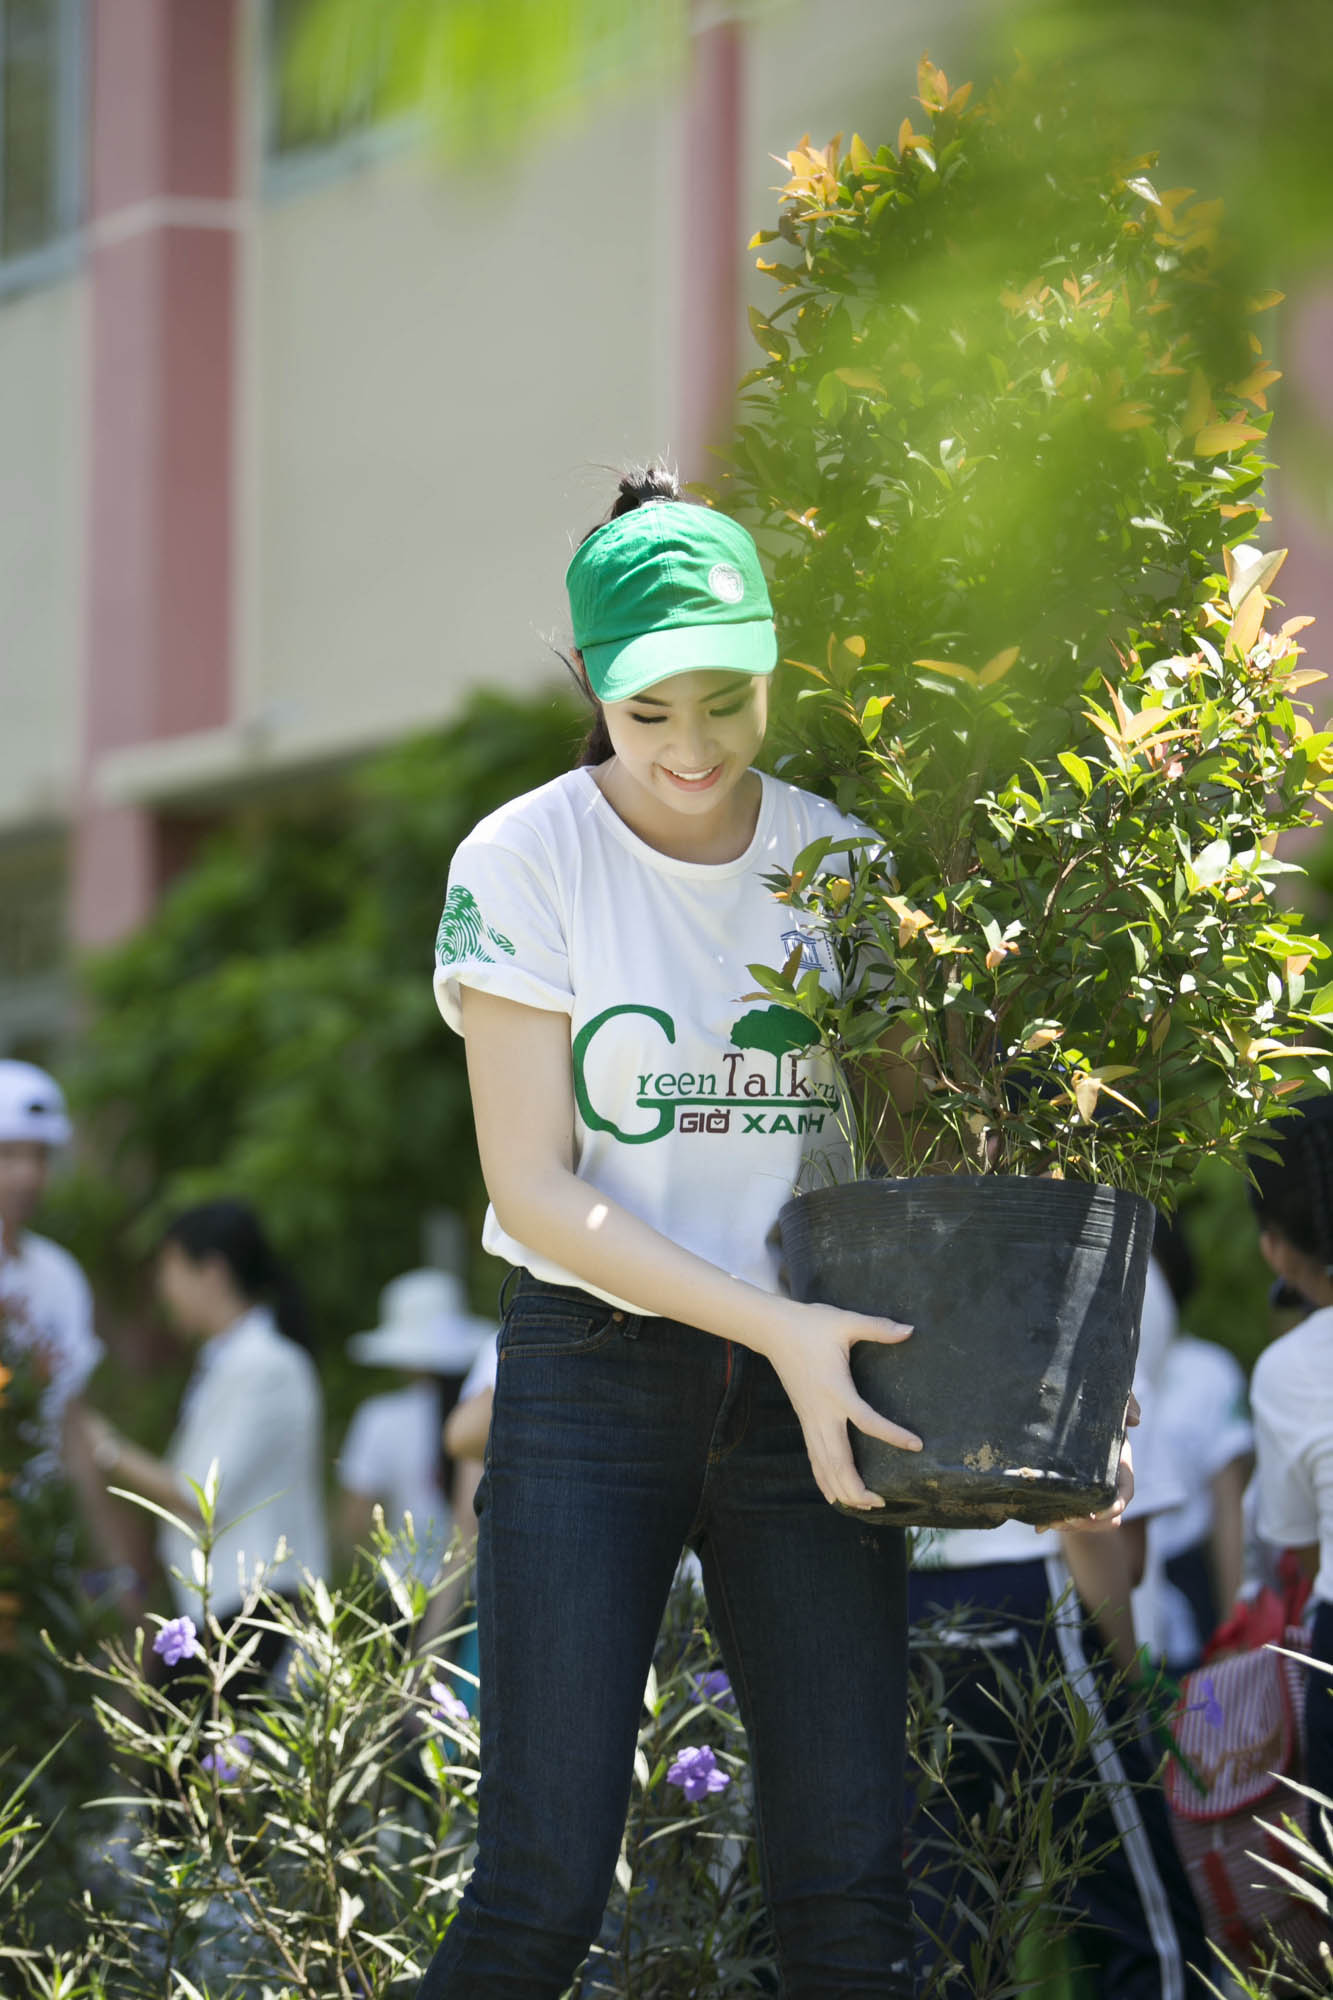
xmin=41 ymin=690 xmax=586 ymax=1391
xmin=986 ymin=1 xmax=1333 ymax=530
xmin=990 ymin=0 xmax=1333 ymax=286
xmin=275 ymin=0 xmax=686 ymax=155
xmin=720 ymin=62 xmax=1329 ymax=1199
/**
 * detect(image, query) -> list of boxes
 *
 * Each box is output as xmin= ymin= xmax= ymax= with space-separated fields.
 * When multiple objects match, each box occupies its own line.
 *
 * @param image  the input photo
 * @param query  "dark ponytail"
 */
xmin=160 ymin=1198 xmax=313 ymax=1352
xmin=1248 ymin=1094 xmax=1333 ymax=1271
xmin=566 ymin=459 xmax=687 ymax=769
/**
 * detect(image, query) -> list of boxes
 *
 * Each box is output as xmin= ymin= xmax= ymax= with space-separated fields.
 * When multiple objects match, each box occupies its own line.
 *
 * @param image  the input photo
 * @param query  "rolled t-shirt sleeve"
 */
xmin=433 ymin=830 xmax=572 ymax=1033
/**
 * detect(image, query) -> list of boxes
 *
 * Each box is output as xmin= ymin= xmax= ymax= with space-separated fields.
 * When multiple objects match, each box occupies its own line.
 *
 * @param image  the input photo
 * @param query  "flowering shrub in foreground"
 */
xmin=0 ymin=1505 xmax=1328 ymax=1996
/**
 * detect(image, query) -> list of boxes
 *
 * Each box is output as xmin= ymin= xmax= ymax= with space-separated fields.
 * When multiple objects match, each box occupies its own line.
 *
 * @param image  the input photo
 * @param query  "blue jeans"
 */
xmin=416 ymin=1274 xmax=915 ymax=1999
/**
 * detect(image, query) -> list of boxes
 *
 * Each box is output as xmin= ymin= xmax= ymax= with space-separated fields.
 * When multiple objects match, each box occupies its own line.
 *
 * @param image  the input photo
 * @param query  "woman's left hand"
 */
xmin=1038 ymin=1390 xmax=1138 ymax=1534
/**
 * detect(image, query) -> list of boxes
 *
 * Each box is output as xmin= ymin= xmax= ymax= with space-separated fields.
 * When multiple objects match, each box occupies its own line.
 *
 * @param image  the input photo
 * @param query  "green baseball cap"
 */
xmin=565 ymin=502 xmax=777 ymax=703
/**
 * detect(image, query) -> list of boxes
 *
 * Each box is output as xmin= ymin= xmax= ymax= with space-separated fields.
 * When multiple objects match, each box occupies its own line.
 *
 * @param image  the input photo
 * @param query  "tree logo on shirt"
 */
xmin=435 ymin=886 xmax=517 ymax=967
xmin=571 ymin=1003 xmax=837 ymax=1144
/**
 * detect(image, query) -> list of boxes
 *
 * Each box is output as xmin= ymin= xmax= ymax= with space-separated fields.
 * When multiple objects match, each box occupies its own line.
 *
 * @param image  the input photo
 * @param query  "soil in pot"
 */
xmin=779 ymin=1177 xmax=1154 ymax=1528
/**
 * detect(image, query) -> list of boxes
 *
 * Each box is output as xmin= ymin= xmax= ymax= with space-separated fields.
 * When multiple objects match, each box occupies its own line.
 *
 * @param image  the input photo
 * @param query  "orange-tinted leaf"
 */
xmin=917 ymin=55 xmax=947 ymax=108
xmin=1195 ymin=420 xmax=1266 ymax=455
xmin=1183 ymin=368 xmax=1213 ymax=436
xmin=1230 ymin=364 xmax=1282 ymax=402
xmin=1227 ymin=544 xmax=1287 ymax=610
xmin=914 ymin=658 xmax=980 ymax=685
xmin=978 ymin=645 xmax=1020 ymax=686
xmin=1228 ymin=589 xmax=1265 ymax=658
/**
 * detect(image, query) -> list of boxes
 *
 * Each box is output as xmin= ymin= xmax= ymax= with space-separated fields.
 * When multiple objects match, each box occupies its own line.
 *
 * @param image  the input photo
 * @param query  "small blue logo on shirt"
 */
xmin=781 ymin=928 xmax=827 ymax=974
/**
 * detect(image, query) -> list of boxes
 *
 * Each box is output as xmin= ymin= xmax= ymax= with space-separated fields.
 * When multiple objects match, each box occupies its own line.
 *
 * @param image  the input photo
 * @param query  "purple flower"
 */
xmin=200 ymin=1733 xmax=252 ymax=1782
xmin=691 ymin=1670 xmax=734 ymax=1708
xmin=666 ymin=1744 xmax=731 ymax=1804
xmin=429 ymin=1678 xmax=471 ymax=1727
xmin=152 ymin=1615 xmax=202 ymax=1667
xmin=1189 ymin=1676 xmax=1225 ymax=1729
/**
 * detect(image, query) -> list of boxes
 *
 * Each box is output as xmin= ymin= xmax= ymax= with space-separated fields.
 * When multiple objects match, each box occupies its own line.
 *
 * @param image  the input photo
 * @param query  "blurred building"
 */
xmin=0 ymin=0 xmax=985 ymax=1057
xmin=0 ymin=0 xmax=1330 ymax=1058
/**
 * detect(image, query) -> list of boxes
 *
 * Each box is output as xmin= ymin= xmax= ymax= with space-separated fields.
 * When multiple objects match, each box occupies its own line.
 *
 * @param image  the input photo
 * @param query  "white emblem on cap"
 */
xmin=708 ymin=562 xmax=745 ymax=604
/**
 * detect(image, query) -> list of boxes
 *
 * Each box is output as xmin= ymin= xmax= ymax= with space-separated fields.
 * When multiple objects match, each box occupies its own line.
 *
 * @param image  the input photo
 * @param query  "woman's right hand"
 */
xmin=764 ymin=1300 xmax=921 ymax=1510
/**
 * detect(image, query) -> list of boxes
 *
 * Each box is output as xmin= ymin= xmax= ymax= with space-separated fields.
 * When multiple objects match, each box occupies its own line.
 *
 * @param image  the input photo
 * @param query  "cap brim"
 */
xmin=0 ymin=1115 xmax=71 ymax=1147
xmin=582 ymin=618 xmax=777 ymax=704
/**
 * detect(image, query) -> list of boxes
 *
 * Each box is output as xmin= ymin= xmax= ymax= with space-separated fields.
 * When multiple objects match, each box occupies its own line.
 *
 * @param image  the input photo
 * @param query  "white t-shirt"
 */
xmin=1150 ymin=1335 xmax=1253 ymax=1563
xmin=1250 ymin=1305 xmax=1333 ymax=1607
xmin=337 ymin=1381 xmax=451 ymax=1584
xmin=460 ymin=1337 xmax=499 ymax=1405
xmin=0 ymin=1229 xmax=103 ymax=1483
xmin=433 ymin=767 xmax=865 ymax=1309
xmin=160 ymin=1307 xmax=330 ymax=1620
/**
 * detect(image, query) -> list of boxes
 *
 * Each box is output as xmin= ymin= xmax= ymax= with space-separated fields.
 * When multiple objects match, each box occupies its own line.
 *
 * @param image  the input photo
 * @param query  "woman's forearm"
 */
xmin=1208 ymin=1455 xmax=1253 ymax=1613
xmin=109 ymin=1437 xmax=199 ymax=1522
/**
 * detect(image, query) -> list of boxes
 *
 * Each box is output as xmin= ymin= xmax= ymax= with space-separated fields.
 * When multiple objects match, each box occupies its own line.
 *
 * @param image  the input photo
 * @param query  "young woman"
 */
xmin=1248 ymin=1097 xmax=1333 ymax=1874
xmin=419 ymin=467 xmax=926 ymax=1998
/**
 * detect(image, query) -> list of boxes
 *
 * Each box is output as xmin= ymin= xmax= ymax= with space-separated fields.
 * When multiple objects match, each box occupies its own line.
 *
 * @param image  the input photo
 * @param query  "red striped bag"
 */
xmin=1166 ymin=1627 xmax=1326 ymax=1969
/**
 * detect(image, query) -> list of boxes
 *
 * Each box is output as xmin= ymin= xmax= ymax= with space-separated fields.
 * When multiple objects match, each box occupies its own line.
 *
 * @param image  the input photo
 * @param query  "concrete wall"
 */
xmin=248 ymin=94 xmax=678 ymax=762
xmin=0 ymin=275 xmax=87 ymax=834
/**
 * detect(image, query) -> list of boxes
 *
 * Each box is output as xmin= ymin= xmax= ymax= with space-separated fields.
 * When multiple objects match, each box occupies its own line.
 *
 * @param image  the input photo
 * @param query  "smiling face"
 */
xmin=599 ymin=668 xmax=769 ymax=819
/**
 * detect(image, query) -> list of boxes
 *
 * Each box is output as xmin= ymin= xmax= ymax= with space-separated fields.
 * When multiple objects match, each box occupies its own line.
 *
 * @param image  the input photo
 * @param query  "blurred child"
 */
xmin=68 ymin=1198 xmax=328 ymax=1703
xmin=1247 ymin=1096 xmax=1333 ymax=1873
xmin=337 ymin=1269 xmax=491 ymax=1590
xmin=1143 ymin=1214 xmax=1253 ymax=1673
xmin=0 ymin=1061 xmax=103 ymax=1488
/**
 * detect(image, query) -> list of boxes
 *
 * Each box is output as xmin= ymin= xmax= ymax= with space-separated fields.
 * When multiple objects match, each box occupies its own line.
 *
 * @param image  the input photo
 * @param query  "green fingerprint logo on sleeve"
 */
xmin=435 ymin=884 xmax=517 ymax=967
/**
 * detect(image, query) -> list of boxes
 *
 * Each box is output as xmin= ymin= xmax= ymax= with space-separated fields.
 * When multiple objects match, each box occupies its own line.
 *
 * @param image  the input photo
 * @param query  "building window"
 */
xmin=0 ymin=0 xmax=83 ymax=266
xmin=0 ymin=841 xmax=70 ymax=1061
xmin=265 ymin=0 xmax=387 ymax=159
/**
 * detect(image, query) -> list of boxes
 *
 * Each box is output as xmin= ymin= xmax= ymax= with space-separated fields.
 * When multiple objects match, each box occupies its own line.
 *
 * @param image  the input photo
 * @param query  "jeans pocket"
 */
xmin=499 ymin=1290 xmax=630 ymax=1359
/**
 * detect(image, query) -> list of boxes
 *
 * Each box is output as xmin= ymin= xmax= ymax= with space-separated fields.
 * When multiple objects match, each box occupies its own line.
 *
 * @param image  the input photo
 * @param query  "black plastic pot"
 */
xmin=779 ymin=1177 xmax=1154 ymax=1528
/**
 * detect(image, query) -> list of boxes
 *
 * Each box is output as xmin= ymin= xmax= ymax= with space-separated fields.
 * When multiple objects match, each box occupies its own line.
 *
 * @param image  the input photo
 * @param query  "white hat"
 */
xmin=348 ymin=1269 xmax=492 ymax=1374
xmin=0 ymin=1061 xmax=72 ymax=1147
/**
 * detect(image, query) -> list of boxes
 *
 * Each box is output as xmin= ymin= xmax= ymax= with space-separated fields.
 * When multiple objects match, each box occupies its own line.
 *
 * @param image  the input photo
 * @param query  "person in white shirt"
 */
xmin=337 ymin=1268 xmax=492 ymax=1590
xmin=0 ymin=1061 xmax=103 ymax=1488
xmin=908 ymin=1250 xmax=1210 ymax=1998
xmin=68 ymin=1198 xmax=329 ymax=1709
xmin=1247 ymin=1095 xmax=1333 ymax=1874
xmin=1142 ymin=1215 xmax=1253 ymax=1673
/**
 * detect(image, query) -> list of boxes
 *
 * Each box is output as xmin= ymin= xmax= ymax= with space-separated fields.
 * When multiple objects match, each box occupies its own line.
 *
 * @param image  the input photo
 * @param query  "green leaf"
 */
xmin=816 ymin=371 xmax=849 ymax=421
xmin=1057 ymin=752 xmax=1092 ymax=799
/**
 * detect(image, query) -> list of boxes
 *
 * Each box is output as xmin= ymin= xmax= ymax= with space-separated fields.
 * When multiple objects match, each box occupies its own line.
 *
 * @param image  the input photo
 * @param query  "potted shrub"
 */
xmin=717 ymin=59 xmax=1332 ymax=1525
